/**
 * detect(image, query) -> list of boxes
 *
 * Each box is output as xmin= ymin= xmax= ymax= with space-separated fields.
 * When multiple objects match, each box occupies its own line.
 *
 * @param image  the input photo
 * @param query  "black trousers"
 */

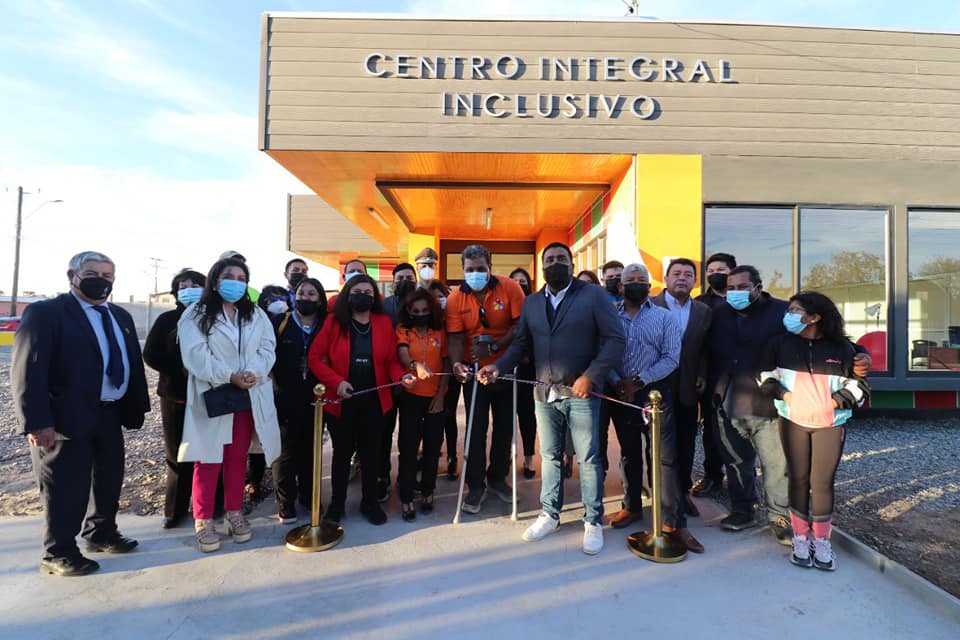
xmin=597 ymin=392 xmax=613 ymax=472
xmin=397 ymin=392 xmax=444 ymax=502
xmin=30 ymin=404 xmax=124 ymax=560
xmin=272 ymin=405 xmax=315 ymax=511
xmin=379 ymin=392 xmax=400 ymax=480
xmin=516 ymin=361 xmax=537 ymax=458
xmin=462 ymin=377 xmax=513 ymax=491
xmin=675 ymin=400 xmax=700 ymax=494
xmin=441 ymin=379 xmax=461 ymax=462
xmin=328 ymin=397 xmax=383 ymax=510
xmin=699 ymin=395 xmax=725 ymax=482
xmin=159 ymin=398 xmax=193 ymax=519
xmin=610 ymin=383 xmax=685 ymax=528
xmin=780 ymin=418 xmax=846 ymax=520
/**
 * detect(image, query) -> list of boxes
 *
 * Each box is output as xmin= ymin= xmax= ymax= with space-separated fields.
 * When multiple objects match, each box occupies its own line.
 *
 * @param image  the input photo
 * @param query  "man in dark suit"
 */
xmin=479 ymin=242 xmax=624 ymax=555
xmin=12 ymin=251 xmax=150 ymax=576
xmin=652 ymin=258 xmax=712 ymax=518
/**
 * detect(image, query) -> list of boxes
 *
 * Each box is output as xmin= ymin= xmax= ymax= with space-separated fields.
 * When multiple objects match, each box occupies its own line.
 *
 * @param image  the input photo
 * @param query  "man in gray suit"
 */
xmin=652 ymin=258 xmax=712 ymax=518
xmin=479 ymin=242 xmax=625 ymax=555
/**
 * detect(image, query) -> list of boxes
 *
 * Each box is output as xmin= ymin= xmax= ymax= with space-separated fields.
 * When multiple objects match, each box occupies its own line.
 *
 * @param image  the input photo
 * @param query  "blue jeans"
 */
xmin=535 ymin=397 xmax=604 ymax=525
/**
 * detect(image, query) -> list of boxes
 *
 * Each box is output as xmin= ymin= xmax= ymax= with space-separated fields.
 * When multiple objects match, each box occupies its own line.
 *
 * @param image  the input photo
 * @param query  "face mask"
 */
xmin=288 ymin=272 xmax=306 ymax=288
xmin=349 ymin=292 xmax=374 ymax=312
xmin=344 ymin=270 xmax=362 ymax=284
xmin=437 ymin=296 xmax=447 ymax=310
xmin=267 ymin=299 xmax=289 ymax=315
xmin=177 ymin=287 xmax=202 ymax=306
xmin=394 ymin=280 xmax=415 ymax=299
xmin=418 ymin=266 xmax=435 ymax=281
xmin=410 ymin=312 xmax=431 ymax=327
xmin=218 ymin=279 xmax=246 ymax=303
xmin=464 ymin=271 xmax=489 ymax=291
xmin=623 ymin=282 xmax=650 ymax=304
xmin=707 ymin=273 xmax=728 ymax=292
xmin=604 ymin=277 xmax=621 ymax=294
xmin=77 ymin=276 xmax=113 ymax=301
xmin=296 ymin=300 xmax=320 ymax=316
xmin=726 ymin=289 xmax=753 ymax=311
xmin=518 ymin=282 xmax=531 ymax=296
xmin=544 ymin=263 xmax=572 ymax=290
xmin=783 ymin=312 xmax=807 ymax=335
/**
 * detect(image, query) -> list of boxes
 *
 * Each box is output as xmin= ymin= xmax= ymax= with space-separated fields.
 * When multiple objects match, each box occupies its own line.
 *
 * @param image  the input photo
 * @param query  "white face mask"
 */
xmin=418 ymin=266 xmax=436 ymax=281
xmin=344 ymin=270 xmax=363 ymax=283
xmin=267 ymin=299 xmax=289 ymax=315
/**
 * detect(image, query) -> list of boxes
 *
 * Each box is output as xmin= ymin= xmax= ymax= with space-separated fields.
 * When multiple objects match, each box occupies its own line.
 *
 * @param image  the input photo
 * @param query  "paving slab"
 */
xmin=0 ymin=475 xmax=956 ymax=640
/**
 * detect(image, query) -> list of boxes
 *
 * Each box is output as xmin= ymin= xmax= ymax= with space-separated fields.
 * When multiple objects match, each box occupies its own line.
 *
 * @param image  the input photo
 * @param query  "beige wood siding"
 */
xmin=261 ymin=16 xmax=960 ymax=162
xmin=287 ymin=194 xmax=384 ymax=254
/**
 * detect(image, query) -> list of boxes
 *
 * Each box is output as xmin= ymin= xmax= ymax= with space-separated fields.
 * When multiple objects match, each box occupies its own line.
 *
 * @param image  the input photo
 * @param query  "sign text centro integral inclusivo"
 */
xmin=363 ymin=54 xmax=734 ymax=120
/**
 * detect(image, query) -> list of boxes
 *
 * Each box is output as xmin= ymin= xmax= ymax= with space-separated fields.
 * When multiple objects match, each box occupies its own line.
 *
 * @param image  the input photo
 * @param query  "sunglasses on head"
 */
xmin=477 ymin=305 xmax=490 ymax=329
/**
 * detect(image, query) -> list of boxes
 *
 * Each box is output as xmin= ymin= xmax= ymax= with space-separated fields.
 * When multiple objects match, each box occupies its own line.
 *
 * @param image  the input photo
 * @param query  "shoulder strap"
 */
xmin=277 ymin=312 xmax=291 ymax=338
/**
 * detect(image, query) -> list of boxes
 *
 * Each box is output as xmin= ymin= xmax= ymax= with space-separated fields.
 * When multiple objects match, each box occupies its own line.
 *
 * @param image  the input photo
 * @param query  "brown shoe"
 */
xmin=664 ymin=525 xmax=705 ymax=554
xmin=684 ymin=495 xmax=700 ymax=517
xmin=609 ymin=509 xmax=643 ymax=529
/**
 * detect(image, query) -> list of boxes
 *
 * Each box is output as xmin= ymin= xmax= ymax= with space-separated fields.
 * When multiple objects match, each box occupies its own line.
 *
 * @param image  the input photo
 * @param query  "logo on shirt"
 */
xmin=430 ymin=337 xmax=441 ymax=348
xmin=493 ymin=298 xmax=505 ymax=311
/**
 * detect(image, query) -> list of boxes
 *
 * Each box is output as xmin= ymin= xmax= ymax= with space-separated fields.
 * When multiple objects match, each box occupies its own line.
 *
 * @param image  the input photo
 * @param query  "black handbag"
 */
xmin=201 ymin=320 xmax=252 ymax=418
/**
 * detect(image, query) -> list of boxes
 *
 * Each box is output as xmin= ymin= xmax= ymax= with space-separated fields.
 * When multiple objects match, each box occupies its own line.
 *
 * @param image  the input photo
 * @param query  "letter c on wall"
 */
xmin=365 ymin=52 xmax=389 ymax=77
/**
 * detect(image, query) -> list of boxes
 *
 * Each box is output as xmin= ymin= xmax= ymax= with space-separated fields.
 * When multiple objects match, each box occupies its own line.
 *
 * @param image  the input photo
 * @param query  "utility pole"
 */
xmin=147 ymin=257 xmax=165 ymax=295
xmin=10 ymin=186 xmax=23 ymax=317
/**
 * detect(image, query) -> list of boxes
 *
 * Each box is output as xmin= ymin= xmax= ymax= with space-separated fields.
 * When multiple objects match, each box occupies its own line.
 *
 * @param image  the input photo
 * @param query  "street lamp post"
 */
xmin=9 ymin=187 xmax=63 ymax=316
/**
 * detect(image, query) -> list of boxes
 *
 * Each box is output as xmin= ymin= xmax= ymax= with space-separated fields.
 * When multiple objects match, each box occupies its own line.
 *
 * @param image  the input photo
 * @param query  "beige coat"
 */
xmin=176 ymin=304 xmax=280 ymax=464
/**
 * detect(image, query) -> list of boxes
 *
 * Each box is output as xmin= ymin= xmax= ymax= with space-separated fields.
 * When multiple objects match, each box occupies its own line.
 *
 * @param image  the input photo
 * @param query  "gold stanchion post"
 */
xmin=626 ymin=390 xmax=687 ymax=563
xmin=285 ymin=384 xmax=344 ymax=552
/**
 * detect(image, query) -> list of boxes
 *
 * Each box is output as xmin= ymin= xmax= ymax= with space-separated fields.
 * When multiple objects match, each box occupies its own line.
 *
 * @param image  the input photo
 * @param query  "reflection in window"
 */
xmin=800 ymin=208 xmax=887 ymax=371
xmin=908 ymin=210 xmax=960 ymax=371
xmin=704 ymin=206 xmax=794 ymax=300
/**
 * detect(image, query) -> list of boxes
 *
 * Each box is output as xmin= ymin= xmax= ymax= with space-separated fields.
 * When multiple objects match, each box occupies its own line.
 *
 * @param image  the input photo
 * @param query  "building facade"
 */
xmin=260 ymin=13 xmax=960 ymax=408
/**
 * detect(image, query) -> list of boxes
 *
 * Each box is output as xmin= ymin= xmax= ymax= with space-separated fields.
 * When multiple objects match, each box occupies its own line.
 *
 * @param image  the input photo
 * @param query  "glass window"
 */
xmin=800 ymin=208 xmax=888 ymax=371
xmin=908 ymin=210 xmax=960 ymax=371
xmin=445 ymin=252 xmax=534 ymax=283
xmin=704 ymin=206 xmax=794 ymax=300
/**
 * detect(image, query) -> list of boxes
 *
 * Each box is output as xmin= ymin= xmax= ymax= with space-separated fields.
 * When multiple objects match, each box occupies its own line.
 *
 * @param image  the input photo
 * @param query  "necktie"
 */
xmin=93 ymin=305 xmax=125 ymax=390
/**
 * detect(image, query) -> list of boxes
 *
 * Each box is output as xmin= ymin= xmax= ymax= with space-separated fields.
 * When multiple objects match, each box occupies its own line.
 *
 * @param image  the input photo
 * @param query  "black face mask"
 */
xmin=348 ymin=292 xmax=374 ymax=312
xmin=623 ymin=282 xmax=650 ymax=304
xmin=295 ymin=300 xmax=320 ymax=316
xmin=409 ymin=312 xmax=431 ymax=327
xmin=288 ymin=272 xmax=306 ymax=288
xmin=707 ymin=273 xmax=728 ymax=293
xmin=77 ymin=276 xmax=113 ymax=300
xmin=394 ymin=280 xmax=416 ymax=300
xmin=518 ymin=283 xmax=531 ymax=296
xmin=604 ymin=277 xmax=621 ymax=294
xmin=544 ymin=263 xmax=571 ymax=291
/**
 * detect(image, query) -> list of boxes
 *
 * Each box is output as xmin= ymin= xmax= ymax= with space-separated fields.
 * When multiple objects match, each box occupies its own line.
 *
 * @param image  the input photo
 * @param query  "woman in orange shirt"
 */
xmin=396 ymin=289 xmax=450 ymax=521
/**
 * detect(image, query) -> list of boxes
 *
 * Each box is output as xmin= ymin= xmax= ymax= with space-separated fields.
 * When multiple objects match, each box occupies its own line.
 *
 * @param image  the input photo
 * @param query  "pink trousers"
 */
xmin=192 ymin=410 xmax=254 ymax=520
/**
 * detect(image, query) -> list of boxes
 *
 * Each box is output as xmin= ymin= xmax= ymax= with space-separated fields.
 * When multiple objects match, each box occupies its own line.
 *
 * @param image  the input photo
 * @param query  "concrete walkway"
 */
xmin=0 ymin=473 xmax=956 ymax=640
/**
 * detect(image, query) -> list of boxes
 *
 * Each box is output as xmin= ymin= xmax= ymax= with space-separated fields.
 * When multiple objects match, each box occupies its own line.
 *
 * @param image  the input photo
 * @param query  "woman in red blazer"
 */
xmin=308 ymin=274 xmax=415 ymax=525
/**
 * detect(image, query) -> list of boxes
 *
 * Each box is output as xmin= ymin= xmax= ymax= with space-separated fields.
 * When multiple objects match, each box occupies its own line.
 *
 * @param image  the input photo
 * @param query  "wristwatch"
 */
xmin=409 ymin=360 xmax=419 ymax=372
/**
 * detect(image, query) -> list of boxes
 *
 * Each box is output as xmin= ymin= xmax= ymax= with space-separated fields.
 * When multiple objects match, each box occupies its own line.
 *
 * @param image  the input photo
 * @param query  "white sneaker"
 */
xmin=812 ymin=537 xmax=836 ymax=571
xmin=522 ymin=513 xmax=559 ymax=542
xmin=582 ymin=522 xmax=604 ymax=555
xmin=790 ymin=534 xmax=813 ymax=568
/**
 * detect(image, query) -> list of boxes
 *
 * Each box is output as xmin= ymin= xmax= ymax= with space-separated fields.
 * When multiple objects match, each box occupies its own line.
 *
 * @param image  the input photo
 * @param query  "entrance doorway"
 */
xmin=439 ymin=239 xmax=536 ymax=285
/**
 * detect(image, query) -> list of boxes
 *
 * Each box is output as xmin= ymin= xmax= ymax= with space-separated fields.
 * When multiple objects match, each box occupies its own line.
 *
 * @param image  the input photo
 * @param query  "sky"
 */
xmin=1 ymin=0 xmax=958 ymax=301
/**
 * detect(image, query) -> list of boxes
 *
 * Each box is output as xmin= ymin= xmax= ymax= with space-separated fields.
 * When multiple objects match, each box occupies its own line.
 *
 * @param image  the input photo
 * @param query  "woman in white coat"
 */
xmin=178 ymin=257 xmax=280 ymax=552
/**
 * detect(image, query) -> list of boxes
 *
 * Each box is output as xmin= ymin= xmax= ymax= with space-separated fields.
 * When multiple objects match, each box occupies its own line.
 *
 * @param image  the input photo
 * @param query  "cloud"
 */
xmin=143 ymin=110 xmax=260 ymax=158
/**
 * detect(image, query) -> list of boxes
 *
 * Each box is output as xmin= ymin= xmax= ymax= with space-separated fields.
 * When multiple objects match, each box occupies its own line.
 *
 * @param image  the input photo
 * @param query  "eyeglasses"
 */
xmin=477 ymin=305 xmax=490 ymax=329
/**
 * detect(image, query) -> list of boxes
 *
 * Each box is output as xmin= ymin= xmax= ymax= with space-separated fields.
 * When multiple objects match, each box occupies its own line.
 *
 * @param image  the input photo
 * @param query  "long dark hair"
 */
xmin=398 ymin=288 xmax=442 ymax=331
xmin=296 ymin=277 xmax=328 ymax=322
xmin=789 ymin=291 xmax=847 ymax=344
xmin=198 ymin=258 xmax=255 ymax=335
xmin=332 ymin=273 xmax=384 ymax=334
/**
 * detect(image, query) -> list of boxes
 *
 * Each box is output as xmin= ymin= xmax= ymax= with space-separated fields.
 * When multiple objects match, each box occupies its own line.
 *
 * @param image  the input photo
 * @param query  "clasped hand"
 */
xmin=230 ymin=371 xmax=257 ymax=390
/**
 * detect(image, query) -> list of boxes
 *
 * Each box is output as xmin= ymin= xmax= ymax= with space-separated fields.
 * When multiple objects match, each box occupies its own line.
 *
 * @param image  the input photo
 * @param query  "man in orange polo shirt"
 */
xmin=447 ymin=244 xmax=526 ymax=514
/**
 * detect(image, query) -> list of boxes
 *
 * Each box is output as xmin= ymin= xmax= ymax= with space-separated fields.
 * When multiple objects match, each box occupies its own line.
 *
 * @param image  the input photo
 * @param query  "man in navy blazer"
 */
xmin=12 ymin=251 xmax=150 ymax=576
xmin=480 ymin=242 xmax=625 ymax=555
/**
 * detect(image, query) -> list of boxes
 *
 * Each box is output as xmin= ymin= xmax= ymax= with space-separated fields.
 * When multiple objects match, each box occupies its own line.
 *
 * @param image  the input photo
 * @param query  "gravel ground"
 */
xmin=1 ymin=345 xmax=957 ymax=595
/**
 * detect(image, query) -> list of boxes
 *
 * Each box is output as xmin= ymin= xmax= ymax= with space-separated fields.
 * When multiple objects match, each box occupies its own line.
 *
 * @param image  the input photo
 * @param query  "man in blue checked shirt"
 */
xmin=607 ymin=262 xmax=704 ymax=553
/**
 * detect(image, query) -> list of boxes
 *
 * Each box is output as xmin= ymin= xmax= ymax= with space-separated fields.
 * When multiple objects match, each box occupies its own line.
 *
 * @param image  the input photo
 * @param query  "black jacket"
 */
xmin=706 ymin=292 xmax=789 ymax=419
xmin=143 ymin=305 xmax=188 ymax=401
xmin=272 ymin=311 xmax=324 ymax=422
xmin=496 ymin=278 xmax=625 ymax=402
xmin=12 ymin=293 xmax=151 ymax=436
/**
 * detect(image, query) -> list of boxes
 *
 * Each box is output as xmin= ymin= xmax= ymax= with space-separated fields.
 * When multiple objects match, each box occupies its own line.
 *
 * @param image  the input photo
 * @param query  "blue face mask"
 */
xmin=726 ymin=288 xmax=753 ymax=311
xmin=783 ymin=312 xmax=807 ymax=335
xmin=218 ymin=279 xmax=247 ymax=303
xmin=464 ymin=271 xmax=489 ymax=291
xmin=177 ymin=287 xmax=202 ymax=306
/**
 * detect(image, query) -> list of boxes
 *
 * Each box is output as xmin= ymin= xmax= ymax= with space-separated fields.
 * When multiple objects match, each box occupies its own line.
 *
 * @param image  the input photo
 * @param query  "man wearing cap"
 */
xmin=415 ymin=247 xmax=439 ymax=289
